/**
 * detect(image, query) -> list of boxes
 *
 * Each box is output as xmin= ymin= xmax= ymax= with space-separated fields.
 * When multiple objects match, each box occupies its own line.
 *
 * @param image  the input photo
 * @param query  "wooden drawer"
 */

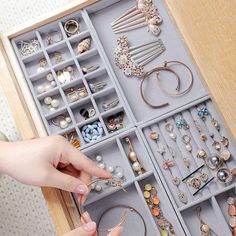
xmin=0 ymin=0 xmax=235 ymax=235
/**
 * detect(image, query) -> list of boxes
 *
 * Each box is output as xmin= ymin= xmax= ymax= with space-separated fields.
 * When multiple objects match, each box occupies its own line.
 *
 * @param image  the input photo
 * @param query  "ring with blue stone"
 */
xmin=175 ymin=117 xmax=189 ymax=130
xmin=197 ymin=106 xmax=209 ymax=121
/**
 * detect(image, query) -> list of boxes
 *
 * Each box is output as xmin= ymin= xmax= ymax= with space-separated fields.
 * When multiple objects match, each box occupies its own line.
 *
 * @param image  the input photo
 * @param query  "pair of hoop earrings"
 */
xmin=140 ymin=60 xmax=193 ymax=108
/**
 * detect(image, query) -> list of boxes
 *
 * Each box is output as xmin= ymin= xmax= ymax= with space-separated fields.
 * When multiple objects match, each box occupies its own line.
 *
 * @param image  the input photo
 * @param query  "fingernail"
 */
xmin=75 ymin=185 xmax=89 ymax=194
xmin=83 ymin=222 xmax=96 ymax=232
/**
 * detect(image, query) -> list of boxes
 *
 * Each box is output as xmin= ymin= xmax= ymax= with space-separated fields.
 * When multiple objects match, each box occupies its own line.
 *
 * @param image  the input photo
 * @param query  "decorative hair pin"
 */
xmin=114 ymin=35 xmax=165 ymax=77
xmin=111 ymin=0 xmax=162 ymax=36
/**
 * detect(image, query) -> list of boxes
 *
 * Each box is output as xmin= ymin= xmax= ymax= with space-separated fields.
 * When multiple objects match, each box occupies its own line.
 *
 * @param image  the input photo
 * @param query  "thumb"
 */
xmin=46 ymin=168 xmax=89 ymax=195
xmin=62 ymin=222 xmax=97 ymax=236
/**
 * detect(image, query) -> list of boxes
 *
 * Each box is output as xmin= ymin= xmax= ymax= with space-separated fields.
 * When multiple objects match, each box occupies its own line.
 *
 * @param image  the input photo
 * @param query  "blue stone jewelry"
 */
xmin=176 ymin=117 xmax=189 ymax=130
xmin=197 ymin=106 xmax=209 ymax=121
xmin=81 ymin=121 xmax=104 ymax=143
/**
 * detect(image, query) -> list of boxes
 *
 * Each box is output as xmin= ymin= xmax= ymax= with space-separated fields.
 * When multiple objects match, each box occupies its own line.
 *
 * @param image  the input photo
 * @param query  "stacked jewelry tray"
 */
xmin=10 ymin=0 xmax=236 ymax=235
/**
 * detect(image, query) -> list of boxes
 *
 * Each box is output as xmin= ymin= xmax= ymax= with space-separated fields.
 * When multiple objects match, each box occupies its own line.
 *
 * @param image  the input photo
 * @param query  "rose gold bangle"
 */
xmin=140 ymin=66 xmax=180 ymax=108
xmin=157 ymin=60 xmax=194 ymax=96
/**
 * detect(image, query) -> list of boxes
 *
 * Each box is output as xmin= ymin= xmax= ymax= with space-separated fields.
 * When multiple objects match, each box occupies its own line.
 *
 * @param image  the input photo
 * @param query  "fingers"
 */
xmin=46 ymin=168 xmax=89 ymax=194
xmin=66 ymin=145 xmax=111 ymax=179
xmin=78 ymin=172 xmax=92 ymax=204
xmin=62 ymin=222 xmax=97 ymax=236
xmin=107 ymin=226 xmax=123 ymax=236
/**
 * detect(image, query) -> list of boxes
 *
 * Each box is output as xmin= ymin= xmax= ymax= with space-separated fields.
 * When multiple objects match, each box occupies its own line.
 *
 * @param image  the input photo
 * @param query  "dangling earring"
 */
xmin=196 ymin=206 xmax=218 ymax=236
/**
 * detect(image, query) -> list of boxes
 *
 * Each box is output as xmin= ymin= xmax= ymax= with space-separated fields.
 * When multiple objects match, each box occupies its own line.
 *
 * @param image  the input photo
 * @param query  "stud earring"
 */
xmin=36 ymin=73 xmax=57 ymax=94
xmin=165 ymin=123 xmax=177 ymax=141
xmin=197 ymin=106 xmax=209 ymax=121
xmin=53 ymin=51 xmax=63 ymax=64
xmin=194 ymin=119 xmax=207 ymax=141
xmin=37 ymin=58 xmax=47 ymax=73
xmin=182 ymin=135 xmax=192 ymax=152
xmin=66 ymin=87 xmax=88 ymax=103
xmin=43 ymin=96 xmax=60 ymax=111
xmin=176 ymin=117 xmax=189 ymax=130
xmin=149 ymin=131 xmax=159 ymax=141
xmin=124 ymin=137 xmax=145 ymax=175
xmin=51 ymin=115 xmax=72 ymax=129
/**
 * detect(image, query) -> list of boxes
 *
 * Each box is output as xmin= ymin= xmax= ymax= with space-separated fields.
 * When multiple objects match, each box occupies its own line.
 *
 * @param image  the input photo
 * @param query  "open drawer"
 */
xmin=0 ymin=0 xmax=235 ymax=235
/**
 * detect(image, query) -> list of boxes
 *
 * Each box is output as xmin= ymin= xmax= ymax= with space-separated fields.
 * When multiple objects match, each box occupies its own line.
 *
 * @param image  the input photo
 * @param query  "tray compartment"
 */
xmin=82 ymin=183 xmax=159 ymax=236
xmin=84 ymin=0 xmax=208 ymax=124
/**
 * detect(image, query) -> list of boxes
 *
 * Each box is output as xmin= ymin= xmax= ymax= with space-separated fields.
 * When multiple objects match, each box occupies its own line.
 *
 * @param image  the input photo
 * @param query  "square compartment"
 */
xmin=86 ymin=68 xmax=112 ymax=94
xmin=62 ymin=80 xmax=89 ymax=104
xmin=24 ymin=55 xmax=49 ymax=77
xmin=38 ymin=89 xmax=65 ymax=115
xmin=71 ymin=99 xmax=97 ymax=124
xmin=46 ymin=109 xmax=73 ymax=134
xmin=13 ymin=31 xmax=41 ymax=58
xmin=80 ymin=119 xmax=106 ymax=144
xmin=53 ymin=61 xmax=80 ymax=85
xmin=102 ymin=108 xmax=129 ymax=134
xmin=69 ymin=31 xmax=93 ymax=56
xmin=38 ymin=22 xmax=64 ymax=47
xmin=47 ymin=42 xmax=72 ymax=66
xmin=61 ymin=13 xmax=87 ymax=39
xmin=82 ymin=184 xmax=158 ymax=236
xmin=94 ymin=88 xmax=120 ymax=113
xmin=32 ymin=71 xmax=58 ymax=95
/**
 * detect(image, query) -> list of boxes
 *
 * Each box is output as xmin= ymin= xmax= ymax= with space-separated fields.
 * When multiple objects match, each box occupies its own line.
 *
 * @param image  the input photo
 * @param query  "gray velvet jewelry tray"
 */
xmin=10 ymin=0 xmax=236 ymax=235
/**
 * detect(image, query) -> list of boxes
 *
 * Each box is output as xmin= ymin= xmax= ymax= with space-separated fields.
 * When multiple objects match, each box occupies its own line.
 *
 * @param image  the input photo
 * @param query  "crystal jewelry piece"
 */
xmin=176 ymin=117 xmax=189 ymax=129
xmin=188 ymin=176 xmax=202 ymax=189
xmin=63 ymin=131 xmax=80 ymax=148
xmin=196 ymin=206 xmax=218 ymax=236
xmin=197 ymin=149 xmax=207 ymax=159
xmin=197 ymin=106 xmax=209 ymax=121
xmin=165 ymin=123 xmax=177 ymax=141
xmin=106 ymin=111 xmax=124 ymax=133
xmin=89 ymin=81 xmax=107 ymax=93
xmin=111 ymin=0 xmax=162 ymax=36
xmin=77 ymin=37 xmax=91 ymax=54
xmin=211 ymin=118 xmax=220 ymax=131
xmin=46 ymin=31 xmax=63 ymax=45
xmin=220 ymin=149 xmax=231 ymax=161
xmin=66 ymin=87 xmax=88 ymax=103
xmin=102 ymin=98 xmax=119 ymax=111
xmin=194 ymin=119 xmax=207 ymax=141
xmin=64 ymin=19 xmax=80 ymax=37
xmin=37 ymin=58 xmax=47 ymax=73
xmin=162 ymin=160 xmax=175 ymax=170
xmin=124 ymin=137 xmax=145 ymax=175
xmin=114 ymin=36 xmax=165 ymax=78
xmin=82 ymin=64 xmax=100 ymax=74
xmin=53 ymin=52 xmax=63 ymax=64
xmin=81 ymin=121 xmax=104 ymax=143
xmin=143 ymin=184 xmax=176 ymax=235
xmin=43 ymin=96 xmax=60 ymax=111
xmin=80 ymin=107 xmax=96 ymax=120
xmin=221 ymin=136 xmax=229 ymax=147
xmin=171 ymin=176 xmax=181 ymax=186
xmin=149 ymin=131 xmax=159 ymax=140
xmin=51 ymin=115 xmax=72 ymax=129
xmin=212 ymin=140 xmax=221 ymax=151
xmin=182 ymin=135 xmax=192 ymax=152
xmin=157 ymin=144 xmax=165 ymax=155
xmin=18 ymin=39 xmax=41 ymax=57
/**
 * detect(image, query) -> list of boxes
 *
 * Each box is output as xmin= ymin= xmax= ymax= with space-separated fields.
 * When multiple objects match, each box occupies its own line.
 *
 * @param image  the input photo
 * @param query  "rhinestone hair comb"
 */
xmin=111 ymin=0 xmax=162 ymax=36
xmin=114 ymin=35 xmax=165 ymax=78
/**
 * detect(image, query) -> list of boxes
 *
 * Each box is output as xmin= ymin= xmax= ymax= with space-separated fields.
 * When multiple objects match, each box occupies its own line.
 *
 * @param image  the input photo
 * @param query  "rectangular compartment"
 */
xmin=85 ymin=0 xmax=208 ymax=124
xmin=82 ymin=184 xmax=159 ymax=236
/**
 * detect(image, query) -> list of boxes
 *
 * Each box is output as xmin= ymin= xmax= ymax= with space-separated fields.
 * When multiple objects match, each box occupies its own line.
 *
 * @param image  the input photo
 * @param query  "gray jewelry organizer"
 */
xmin=10 ymin=0 xmax=236 ymax=235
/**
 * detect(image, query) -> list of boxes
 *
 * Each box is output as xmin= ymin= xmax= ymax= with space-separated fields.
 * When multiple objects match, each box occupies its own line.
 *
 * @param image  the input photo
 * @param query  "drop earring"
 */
xmin=124 ymin=137 xmax=145 ymax=175
xmin=165 ymin=123 xmax=177 ymax=141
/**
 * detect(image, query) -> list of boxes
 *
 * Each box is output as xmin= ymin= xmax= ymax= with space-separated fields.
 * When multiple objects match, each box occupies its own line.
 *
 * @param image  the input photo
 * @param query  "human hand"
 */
xmin=62 ymin=212 xmax=123 ymax=236
xmin=0 ymin=135 xmax=111 ymax=202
